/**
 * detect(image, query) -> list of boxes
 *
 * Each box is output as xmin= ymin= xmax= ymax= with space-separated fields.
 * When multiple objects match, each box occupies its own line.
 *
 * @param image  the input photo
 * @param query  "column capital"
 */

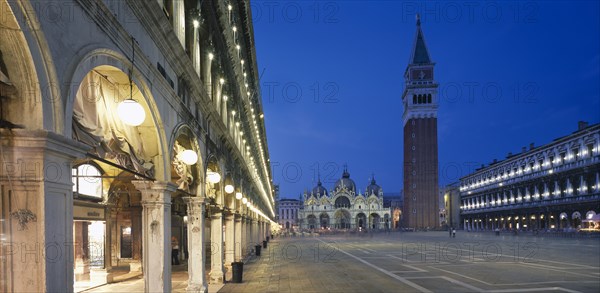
xmin=132 ymin=180 xmax=178 ymax=194
xmin=133 ymin=181 xmax=177 ymax=207
xmin=183 ymin=196 xmax=206 ymax=205
xmin=234 ymin=213 xmax=242 ymax=221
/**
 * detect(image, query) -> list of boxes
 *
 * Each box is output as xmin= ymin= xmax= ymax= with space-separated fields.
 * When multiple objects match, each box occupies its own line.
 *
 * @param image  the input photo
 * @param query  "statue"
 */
xmin=172 ymin=141 xmax=194 ymax=192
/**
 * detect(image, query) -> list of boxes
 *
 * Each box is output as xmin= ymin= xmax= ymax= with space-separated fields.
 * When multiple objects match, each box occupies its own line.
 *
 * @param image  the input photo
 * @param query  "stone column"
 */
xmin=224 ymin=212 xmax=235 ymax=279
xmin=241 ymin=216 xmax=247 ymax=257
xmin=102 ymin=205 xmax=115 ymax=283
xmin=132 ymin=181 xmax=177 ymax=293
xmin=130 ymin=207 xmax=143 ymax=271
xmin=183 ymin=197 xmax=207 ymax=293
xmin=0 ymin=130 xmax=89 ymax=292
xmin=209 ymin=208 xmax=224 ymax=283
xmin=234 ymin=214 xmax=242 ymax=261
xmin=247 ymin=218 xmax=253 ymax=253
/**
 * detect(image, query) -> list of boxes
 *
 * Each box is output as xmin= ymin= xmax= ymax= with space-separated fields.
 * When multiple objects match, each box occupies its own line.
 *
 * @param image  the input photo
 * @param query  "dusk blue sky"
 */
xmin=252 ymin=1 xmax=600 ymax=199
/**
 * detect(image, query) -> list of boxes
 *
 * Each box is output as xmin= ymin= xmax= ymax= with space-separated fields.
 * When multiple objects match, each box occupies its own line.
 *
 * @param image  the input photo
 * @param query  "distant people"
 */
xmin=449 ymin=227 xmax=453 ymax=237
xmin=495 ymin=228 xmax=500 ymax=236
xmin=171 ymin=236 xmax=180 ymax=265
xmin=452 ymin=228 xmax=456 ymax=238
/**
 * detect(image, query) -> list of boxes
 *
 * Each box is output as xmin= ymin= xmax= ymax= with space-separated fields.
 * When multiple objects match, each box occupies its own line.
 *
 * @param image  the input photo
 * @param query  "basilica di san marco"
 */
xmin=299 ymin=168 xmax=391 ymax=231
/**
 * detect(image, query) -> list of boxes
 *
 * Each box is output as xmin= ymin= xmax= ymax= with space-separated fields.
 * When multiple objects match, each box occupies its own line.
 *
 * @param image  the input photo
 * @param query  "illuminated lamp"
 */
xmin=178 ymin=149 xmax=198 ymax=165
xmin=207 ymin=169 xmax=221 ymax=184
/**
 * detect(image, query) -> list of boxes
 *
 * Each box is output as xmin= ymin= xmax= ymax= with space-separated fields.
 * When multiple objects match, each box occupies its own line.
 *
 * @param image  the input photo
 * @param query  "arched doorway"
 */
xmin=307 ymin=215 xmax=317 ymax=230
xmin=356 ymin=212 xmax=367 ymax=229
xmin=319 ymin=212 xmax=330 ymax=229
xmin=559 ymin=212 xmax=569 ymax=230
xmin=334 ymin=209 xmax=351 ymax=229
xmin=572 ymin=211 xmax=582 ymax=229
xmin=370 ymin=213 xmax=381 ymax=230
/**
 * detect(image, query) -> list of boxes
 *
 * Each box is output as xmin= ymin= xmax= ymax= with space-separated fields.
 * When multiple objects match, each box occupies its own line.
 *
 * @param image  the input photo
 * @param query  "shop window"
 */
xmin=72 ymin=164 xmax=103 ymax=199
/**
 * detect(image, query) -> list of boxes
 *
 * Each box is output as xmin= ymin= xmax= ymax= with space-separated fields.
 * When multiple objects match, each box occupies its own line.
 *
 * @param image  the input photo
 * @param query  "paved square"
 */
xmin=220 ymin=232 xmax=600 ymax=293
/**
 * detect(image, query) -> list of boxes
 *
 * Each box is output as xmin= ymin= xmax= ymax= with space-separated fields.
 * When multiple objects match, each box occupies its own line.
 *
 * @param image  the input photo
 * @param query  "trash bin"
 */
xmin=231 ymin=262 xmax=243 ymax=283
xmin=255 ymin=245 xmax=261 ymax=256
xmin=262 ymin=240 xmax=267 ymax=248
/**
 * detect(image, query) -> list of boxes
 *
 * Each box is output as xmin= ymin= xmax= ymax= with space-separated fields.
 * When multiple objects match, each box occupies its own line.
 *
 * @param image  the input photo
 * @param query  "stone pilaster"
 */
xmin=132 ymin=180 xmax=177 ymax=293
xmin=183 ymin=196 xmax=207 ymax=293
xmin=0 ymin=130 xmax=89 ymax=292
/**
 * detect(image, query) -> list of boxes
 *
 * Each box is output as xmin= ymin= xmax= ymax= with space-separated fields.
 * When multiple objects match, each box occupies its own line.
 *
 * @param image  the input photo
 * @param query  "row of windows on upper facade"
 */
xmin=412 ymin=94 xmax=432 ymax=104
xmin=155 ymin=0 xmax=270 ymax=178
xmin=461 ymin=173 xmax=600 ymax=210
xmin=279 ymin=208 xmax=297 ymax=220
xmin=461 ymin=138 xmax=600 ymax=192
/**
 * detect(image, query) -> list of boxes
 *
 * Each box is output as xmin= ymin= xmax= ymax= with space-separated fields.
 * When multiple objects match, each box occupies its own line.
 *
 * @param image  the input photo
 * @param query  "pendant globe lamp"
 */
xmin=118 ymin=37 xmax=146 ymax=126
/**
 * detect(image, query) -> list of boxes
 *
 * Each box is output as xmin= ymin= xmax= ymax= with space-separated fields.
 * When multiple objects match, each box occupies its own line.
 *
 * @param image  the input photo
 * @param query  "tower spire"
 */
xmin=409 ymin=14 xmax=432 ymax=65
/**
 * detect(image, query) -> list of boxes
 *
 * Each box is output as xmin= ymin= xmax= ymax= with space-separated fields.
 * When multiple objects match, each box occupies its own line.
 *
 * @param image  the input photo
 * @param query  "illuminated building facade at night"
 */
xmin=460 ymin=122 xmax=600 ymax=231
xmin=0 ymin=1 xmax=275 ymax=292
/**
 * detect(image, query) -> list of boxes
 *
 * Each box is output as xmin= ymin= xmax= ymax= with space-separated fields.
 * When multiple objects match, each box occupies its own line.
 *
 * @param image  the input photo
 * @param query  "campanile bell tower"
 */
xmin=402 ymin=14 xmax=440 ymax=229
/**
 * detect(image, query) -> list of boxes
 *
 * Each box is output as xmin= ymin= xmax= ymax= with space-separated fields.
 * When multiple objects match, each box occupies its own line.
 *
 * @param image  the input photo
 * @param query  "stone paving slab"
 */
xmin=84 ymin=232 xmax=600 ymax=293
xmin=220 ymin=232 xmax=600 ymax=293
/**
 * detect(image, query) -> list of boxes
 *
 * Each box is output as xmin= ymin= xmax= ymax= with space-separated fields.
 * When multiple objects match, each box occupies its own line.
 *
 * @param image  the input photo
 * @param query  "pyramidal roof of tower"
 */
xmin=409 ymin=14 xmax=432 ymax=65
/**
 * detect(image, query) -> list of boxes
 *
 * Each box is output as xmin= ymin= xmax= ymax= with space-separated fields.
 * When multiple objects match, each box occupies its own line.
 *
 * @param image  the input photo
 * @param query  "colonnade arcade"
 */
xmin=463 ymin=208 xmax=598 ymax=231
xmin=0 ymin=1 xmax=274 ymax=292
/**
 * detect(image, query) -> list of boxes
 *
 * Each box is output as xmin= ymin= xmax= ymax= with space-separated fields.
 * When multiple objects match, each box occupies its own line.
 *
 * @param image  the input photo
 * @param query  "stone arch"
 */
xmin=64 ymin=48 xmax=169 ymax=181
xmin=205 ymin=153 xmax=223 ymax=205
xmin=1 ymin=0 xmax=63 ymax=131
xmin=169 ymin=124 xmax=205 ymax=196
xmin=356 ymin=212 xmax=367 ymax=229
xmin=572 ymin=211 xmax=582 ymax=229
xmin=559 ymin=212 xmax=569 ymax=229
xmin=319 ymin=212 xmax=330 ymax=229
xmin=334 ymin=209 xmax=351 ymax=229
xmin=586 ymin=210 xmax=597 ymax=220
xmin=334 ymin=195 xmax=351 ymax=209
xmin=369 ymin=213 xmax=381 ymax=230
xmin=307 ymin=214 xmax=317 ymax=229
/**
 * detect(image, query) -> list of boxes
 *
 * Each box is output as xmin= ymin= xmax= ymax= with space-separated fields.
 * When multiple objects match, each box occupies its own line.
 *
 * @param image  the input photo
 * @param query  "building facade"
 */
xmin=0 ymin=1 xmax=275 ymax=292
xmin=277 ymin=198 xmax=302 ymax=230
xmin=402 ymin=15 xmax=440 ymax=229
xmin=299 ymin=168 xmax=391 ymax=231
xmin=460 ymin=122 xmax=600 ymax=232
xmin=442 ymin=183 xmax=461 ymax=230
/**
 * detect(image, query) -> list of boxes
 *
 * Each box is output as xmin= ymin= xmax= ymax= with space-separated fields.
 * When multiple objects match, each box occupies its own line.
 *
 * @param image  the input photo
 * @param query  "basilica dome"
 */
xmin=312 ymin=180 xmax=328 ymax=197
xmin=366 ymin=177 xmax=381 ymax=196
xmin=334 ymin=168 xmax=356 ymax=193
